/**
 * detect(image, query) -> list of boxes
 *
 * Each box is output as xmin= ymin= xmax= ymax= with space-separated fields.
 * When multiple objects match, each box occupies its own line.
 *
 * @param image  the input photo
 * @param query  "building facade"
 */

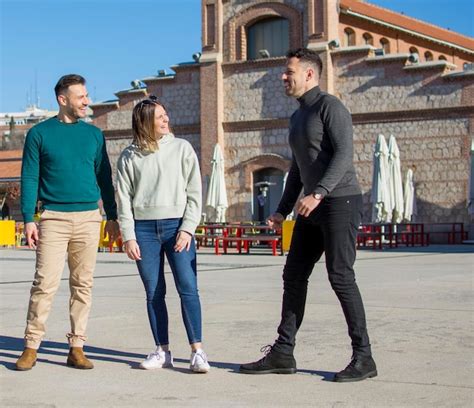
xmin=91 ymin=0 xmax=474 ymax=232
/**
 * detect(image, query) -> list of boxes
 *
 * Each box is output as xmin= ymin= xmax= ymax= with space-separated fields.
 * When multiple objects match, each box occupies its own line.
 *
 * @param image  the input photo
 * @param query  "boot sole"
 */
xmin=240 ymin=367 xmax=297 ymax=375
xmin=333 ymin=369 xmax=378 ymax=382
xmin=15 ymin=362 xmax=36 ymax=371
xmin=66 ymin=360 xmax=94 ymax=370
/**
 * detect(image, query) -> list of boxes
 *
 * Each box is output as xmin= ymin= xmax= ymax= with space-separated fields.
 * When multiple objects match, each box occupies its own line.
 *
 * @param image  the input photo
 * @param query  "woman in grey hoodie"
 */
xmin=116 ymin=96 xmax=210 ymax=373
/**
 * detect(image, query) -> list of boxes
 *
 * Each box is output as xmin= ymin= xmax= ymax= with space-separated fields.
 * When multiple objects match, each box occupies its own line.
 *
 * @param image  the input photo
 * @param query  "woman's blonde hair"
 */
xmin=132 ymin=96 xmax=169 ymax=152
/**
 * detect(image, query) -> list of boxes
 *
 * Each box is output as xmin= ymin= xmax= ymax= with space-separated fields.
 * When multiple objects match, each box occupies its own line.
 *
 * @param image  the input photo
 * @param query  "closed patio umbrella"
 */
xmin=370 ymin=134 xmax=391 ymax=223
xmin=403 ymin=168 xmax=417 ymax=222
xmin=388 ymin=135 xmax=404 ymax=224
xmin=205 ymin=144 xmax=228 ymax=223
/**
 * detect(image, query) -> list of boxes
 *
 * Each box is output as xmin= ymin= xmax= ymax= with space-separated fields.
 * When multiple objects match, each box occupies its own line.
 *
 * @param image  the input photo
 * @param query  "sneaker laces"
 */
xmin=191 ymin=349 xmax=207 ymax=365
xmin=147 ymin=349 xmax=165 ymax=360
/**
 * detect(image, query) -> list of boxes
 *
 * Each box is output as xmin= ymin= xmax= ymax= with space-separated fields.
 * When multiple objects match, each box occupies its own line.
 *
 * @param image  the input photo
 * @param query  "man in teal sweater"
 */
xmin=16 ymin=74 xmax=119 ymax=371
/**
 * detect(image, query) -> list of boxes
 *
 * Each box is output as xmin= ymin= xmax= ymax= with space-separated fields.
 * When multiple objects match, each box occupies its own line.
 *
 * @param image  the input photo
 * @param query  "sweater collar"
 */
xmin=297 ymin=86 xmax=321 ymax=108
xmin=53 ymin=116 xmax=81 ymax=126
xmin=158 ymin=133 xmax=174 ymax=145
xmin=130 ymin=133 xmax=175 ymax=155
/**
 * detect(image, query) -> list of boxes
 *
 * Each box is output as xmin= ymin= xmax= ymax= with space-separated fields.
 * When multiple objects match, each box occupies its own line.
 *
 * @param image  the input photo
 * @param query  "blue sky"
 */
xmin=0 ymin=0 xmax=472 ymax=112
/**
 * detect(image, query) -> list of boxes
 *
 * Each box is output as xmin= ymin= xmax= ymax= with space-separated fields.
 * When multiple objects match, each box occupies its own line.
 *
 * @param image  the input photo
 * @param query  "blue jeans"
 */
xmin=134 ymin=218 xmax=202 ymax=345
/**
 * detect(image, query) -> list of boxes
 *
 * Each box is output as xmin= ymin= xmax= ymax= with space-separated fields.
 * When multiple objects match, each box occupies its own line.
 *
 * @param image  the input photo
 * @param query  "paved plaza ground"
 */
xmin=0 ymin=245 xmax=473 ymax=407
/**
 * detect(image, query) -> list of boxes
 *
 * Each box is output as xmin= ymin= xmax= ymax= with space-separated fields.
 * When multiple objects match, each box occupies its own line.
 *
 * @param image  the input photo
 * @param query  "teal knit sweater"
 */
xmin=21 ymin=117 xmax=117 ymax=223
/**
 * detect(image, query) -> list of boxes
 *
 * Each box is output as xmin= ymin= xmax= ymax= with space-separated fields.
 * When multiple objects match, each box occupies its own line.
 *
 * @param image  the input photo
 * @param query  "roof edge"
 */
xmin=340 ymin=0 xmax=474 ymax=54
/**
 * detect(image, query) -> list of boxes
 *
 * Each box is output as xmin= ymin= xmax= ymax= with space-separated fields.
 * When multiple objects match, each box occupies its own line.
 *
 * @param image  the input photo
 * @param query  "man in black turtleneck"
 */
xmin=240 ymin=48 xmax=377 ymax=382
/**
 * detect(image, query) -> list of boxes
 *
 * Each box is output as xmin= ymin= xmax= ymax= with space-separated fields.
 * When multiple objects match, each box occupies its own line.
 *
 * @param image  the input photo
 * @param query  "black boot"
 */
xmin=333 ymin=356 xmax=377 ymax=382
xmin=239 ymin=345 xmax=297 ymax=375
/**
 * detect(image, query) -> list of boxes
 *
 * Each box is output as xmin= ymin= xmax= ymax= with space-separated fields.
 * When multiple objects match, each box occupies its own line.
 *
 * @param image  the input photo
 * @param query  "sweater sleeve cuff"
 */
xmin=23 ymin=214 xmax=34 ymax=223
xmin=121 ymin=229 xmax=136 ymax=242
xmin=313 ymin=186 xmax=329 ymax=197
xmin=179 ymin=220 xmax=198 ymax=236
xmin=106 ymin=211 xmax=118 ymax=221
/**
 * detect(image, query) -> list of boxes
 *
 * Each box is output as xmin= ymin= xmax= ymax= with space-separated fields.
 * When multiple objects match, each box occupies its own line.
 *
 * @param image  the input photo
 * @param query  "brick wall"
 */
xmin=146 ymin=70 xmax=201 ymax=126
xmin=223 ymin=62 xmax=297 ymax=121
xmin=333 ymin=51 xmax=472 ymax=224
xmin=334 ymin=53 xmax=464 ymax=112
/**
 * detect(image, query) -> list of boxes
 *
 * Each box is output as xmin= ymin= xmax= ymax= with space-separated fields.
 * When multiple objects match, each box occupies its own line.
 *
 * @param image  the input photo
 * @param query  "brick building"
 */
xmin=0 ymin=105 xmax=59 ymax=220
xmin=91 ymin=0 xmax=474 ymax=235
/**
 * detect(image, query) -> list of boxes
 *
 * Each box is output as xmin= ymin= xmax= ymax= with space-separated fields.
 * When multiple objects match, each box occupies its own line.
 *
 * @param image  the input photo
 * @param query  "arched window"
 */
xmin=344 ymin=27 xmax=356 ymax=46
xmin=424 ymin=51 xmax=433 ymax=61
xmin=439 ymin=55 xmax=447 ymax=61
xmin=362 ymin=32 xmax=373 ymax=45
xmin=409 ymin=46 xmax=419 ymax=55
xmin=247 ymin=17 xmax=289 ymax=60
xmin=380 ymin=37 xmax=390 ymax=54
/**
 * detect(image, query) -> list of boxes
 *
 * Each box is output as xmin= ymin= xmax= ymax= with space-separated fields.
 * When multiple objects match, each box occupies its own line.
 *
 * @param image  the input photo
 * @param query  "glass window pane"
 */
xmin=247 ymin=17 xmax=289 ymax=59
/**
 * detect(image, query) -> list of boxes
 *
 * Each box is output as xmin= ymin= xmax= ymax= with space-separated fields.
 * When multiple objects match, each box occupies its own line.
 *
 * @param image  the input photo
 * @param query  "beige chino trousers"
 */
xmin=24 ymin=209 xmax=102 ymax=349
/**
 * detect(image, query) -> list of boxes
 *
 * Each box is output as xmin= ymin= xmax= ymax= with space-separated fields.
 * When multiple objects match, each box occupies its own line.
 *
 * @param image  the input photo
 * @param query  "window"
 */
xmin=380 ymin=38 xmax=390 ymax=54
xmin=439 ymin=55 xmax=447 ymax=61
xmin=344 ymin=27 xmax=356 ymax=46
xmin=424 ymin=51 xmax=433 ymax=61
xmin=362 ymin=32 xmax=373 ymax=45
xmin=409 ymin=46 xmax=419 ymax=55
xmin=247 ymin=17 xmax=289 ymax=60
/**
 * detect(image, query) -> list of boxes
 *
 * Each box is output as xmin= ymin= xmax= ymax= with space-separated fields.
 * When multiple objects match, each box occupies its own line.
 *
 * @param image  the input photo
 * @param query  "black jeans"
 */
xmin=274 ymin=194 xmax=372 ymax=358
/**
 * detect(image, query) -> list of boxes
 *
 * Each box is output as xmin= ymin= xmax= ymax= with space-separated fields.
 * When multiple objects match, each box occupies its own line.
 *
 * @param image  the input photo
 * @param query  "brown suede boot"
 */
xmin=15 ymin=348 xmax=37 ymax=371
xmin=66 ymin=347 xmax=94 ymax=369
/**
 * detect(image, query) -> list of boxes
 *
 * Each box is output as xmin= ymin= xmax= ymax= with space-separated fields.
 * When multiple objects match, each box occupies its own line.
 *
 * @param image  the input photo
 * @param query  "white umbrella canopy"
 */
xmin=205 ymin=144 xmax=228 ymax=223
xmin=403 ymin=168 xmax=417 ymax=222
xmin=370 ymin=134 xmax=391 ymax=223
xmin=388 ymin=135 xmax=404 ymax=224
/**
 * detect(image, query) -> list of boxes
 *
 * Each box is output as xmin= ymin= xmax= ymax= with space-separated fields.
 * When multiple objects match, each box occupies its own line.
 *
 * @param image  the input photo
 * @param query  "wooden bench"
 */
xmin=214 ymin=235 xmax=281 ymax=256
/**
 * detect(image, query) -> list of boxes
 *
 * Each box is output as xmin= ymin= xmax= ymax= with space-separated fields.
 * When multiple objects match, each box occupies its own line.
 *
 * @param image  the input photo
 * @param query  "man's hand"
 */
xmin=25 ymin=222 xmax=39 ymax=250
xmin=124 ymin=239 xmax=141 ymax=260
xmin=297 ymin=194 xmax=322 ymax=217
xmin=174 ymin=231 xmax=192 ymax=252
xmin=104 ymin=220 xmax=120 ymax=243
xmin=267 ymin=213 xmax=285 ymax=229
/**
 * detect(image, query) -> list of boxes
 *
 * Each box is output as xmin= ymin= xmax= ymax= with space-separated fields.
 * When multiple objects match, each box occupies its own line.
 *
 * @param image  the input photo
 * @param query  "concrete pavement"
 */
xmin=0 ymin=245 xmax=473 ymax=407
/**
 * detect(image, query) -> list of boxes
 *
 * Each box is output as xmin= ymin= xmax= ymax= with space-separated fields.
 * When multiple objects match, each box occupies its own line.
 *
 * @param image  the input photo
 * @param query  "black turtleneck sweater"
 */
xmin=276 ymin=86 xmax=361 ymax=217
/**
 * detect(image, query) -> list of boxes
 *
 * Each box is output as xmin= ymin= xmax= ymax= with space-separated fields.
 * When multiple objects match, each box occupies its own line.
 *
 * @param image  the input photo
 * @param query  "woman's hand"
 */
xmin=124 ymin=239 xmax=141 ymax=260
xmin=174 ymin=231 xmax=192 ymax=252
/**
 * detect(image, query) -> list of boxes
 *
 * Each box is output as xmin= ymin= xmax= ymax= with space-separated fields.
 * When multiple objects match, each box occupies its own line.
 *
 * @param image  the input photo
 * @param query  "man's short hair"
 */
xmin=286 ymin=48 xmax=323 ymax=77
xmin=54 ymin=74 xmax=86 ymax=97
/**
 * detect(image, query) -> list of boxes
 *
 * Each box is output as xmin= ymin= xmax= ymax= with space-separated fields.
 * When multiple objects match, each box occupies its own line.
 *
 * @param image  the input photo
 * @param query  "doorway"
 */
xmin=253 ymin=168 xmax=284 ymax=222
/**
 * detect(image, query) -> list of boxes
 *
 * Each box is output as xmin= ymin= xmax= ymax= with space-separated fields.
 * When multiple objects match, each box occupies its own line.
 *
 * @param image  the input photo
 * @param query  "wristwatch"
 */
xmin=312 ymin=193 xmax=324 ymax=200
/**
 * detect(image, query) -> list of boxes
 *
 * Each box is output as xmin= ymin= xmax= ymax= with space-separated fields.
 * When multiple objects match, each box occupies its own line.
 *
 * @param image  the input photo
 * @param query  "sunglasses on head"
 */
xmin=137 ymin=95 xmax=159 ymax=107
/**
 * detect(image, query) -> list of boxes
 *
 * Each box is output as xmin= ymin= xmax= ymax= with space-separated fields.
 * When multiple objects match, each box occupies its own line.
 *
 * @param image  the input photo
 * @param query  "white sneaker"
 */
xmin=190 ymin=349 xmax=210 ymax=373
xmin=140 ymin=347 xmax=174 ymax=370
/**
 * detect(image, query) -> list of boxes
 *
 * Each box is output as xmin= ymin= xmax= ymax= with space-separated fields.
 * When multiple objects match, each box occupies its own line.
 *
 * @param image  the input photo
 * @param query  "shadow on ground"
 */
xmin=0 ymin=335 xmax=335 ymax=379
